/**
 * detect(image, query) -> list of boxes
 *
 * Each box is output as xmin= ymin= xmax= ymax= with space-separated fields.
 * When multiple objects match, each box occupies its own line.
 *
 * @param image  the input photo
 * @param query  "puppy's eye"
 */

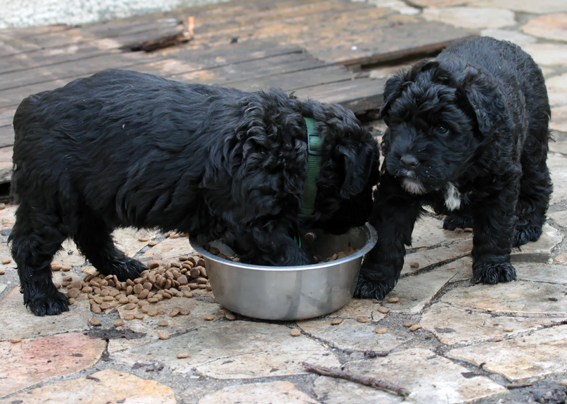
xmin=436 ymin=126 xmax=450 ymax=135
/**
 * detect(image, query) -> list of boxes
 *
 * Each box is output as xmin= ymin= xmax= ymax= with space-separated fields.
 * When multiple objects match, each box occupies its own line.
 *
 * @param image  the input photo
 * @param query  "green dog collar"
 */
xmin=300 ymin=117 xmax=322 ymax=216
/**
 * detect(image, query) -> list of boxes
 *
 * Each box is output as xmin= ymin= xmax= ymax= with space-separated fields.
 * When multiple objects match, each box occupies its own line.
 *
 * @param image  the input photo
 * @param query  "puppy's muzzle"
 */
xmin=400 ymin=154 xmax=419 ymax=170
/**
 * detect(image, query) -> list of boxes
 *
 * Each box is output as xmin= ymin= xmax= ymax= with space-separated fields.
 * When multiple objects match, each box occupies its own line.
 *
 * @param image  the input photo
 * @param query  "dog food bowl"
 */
xmin=189 ymin=223 xmax=377 ymax=321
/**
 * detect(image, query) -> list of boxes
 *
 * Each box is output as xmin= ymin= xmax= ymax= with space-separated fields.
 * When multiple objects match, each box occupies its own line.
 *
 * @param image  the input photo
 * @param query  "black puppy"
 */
xmin=11 ymin=69 xmax=380 ymax=315
xmin=355 ymin=36 xmax=552 ymax=300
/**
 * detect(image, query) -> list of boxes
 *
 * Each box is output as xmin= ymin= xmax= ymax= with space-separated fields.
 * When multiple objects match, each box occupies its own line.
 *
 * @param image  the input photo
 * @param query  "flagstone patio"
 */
xmin=1 ymin=0 xmax=567 ymax=403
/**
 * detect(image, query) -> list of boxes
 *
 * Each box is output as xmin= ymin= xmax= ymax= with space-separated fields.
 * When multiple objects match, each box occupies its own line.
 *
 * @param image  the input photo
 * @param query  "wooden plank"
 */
xmin=0 ymin=108 xmax=16 ymax=128
xmin=0 ymin=17 xmax=185 ymax=57
xmin=135 ymin=41 xmax=304 ymax=77
xmin=167 ymin=0 xmax=331 ymax=22
xmin=169 ymin=52 xmax=326 ymax=84
xmin=0 ymin=45 xmax=120 ymax=75
xmin=307 ymin=18 xmax=478 ymax=66
xmin=186 ymin=6 xmax=393 ymax=48
xmin=226 ymin=65 xmax=353 ymax=93
xmin=0 ymin=145 xmax=13 ymax=184
xmin=0 ymin=52 xmax=163 ymax=91
xmin=0 ymin=77 xmax=81 ymax=109
xmin=293 ymin=78 xmax=387 ymax=113
xmin=0 ymin=29 xmax=100 ymax=57
xmin=0 ymin=126 xmax=14 ymax=148
xmin=185 ymin=1 xmax=377 ymax=37
xmin=0 ymin=24 xmax=70 ymax=40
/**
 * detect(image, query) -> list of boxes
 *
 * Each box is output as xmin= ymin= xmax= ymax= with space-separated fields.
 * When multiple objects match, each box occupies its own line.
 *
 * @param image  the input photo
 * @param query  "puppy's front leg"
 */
xmin=471 ymin=177 xmax=519 ymax=284
xmin=355 ymin=174 xmax=422 ymax=300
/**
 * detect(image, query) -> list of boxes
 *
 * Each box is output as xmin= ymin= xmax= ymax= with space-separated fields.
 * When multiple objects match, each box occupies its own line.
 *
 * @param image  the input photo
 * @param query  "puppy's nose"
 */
xmin=400 ymin=154 xmax=419 ymax=170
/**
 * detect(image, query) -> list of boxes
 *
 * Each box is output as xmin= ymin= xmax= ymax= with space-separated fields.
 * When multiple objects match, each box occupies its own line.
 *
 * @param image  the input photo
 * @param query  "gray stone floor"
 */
xmin=2 ymin=1 xmax=567 ymax=403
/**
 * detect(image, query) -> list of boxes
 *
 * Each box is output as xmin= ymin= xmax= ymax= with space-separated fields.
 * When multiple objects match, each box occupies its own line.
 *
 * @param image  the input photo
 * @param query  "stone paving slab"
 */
xmin=522 ymin=13 xmax=567 ymax=43
xmin=510 ymin=224 xmax=563 ymax=263
xmin=411 ymin=215 xmax=471 ymax=250
xmin=384 ymin=266 xmax=462 ymax=313
xmin=480 ymin=29 xmax=536 ymax=47
xmin=142 ymin=236 xmax=195 ymax=260
xmin=313 ymin=348 xmax=507 ymax=403
xmin=471 ymin=0 xmax=567 ymax=14
xmin=421 ymin=302 xmax=564 ymax=345
xmin=0 ymin=369 xmax=177 ymax=404
xmin=2 ymin=1 xmax=567 ymax=403
xmin=114 ymin=227 xmax=160 ymax=258
xmin=523 ymin=44 xmax=567 ymax=67
xmin=441 ymin=281 xmax=567 ymax=315
xmin=297 ymin=318 xmax=412 ymax=352
xmin=549 ymin=131 xmax=567 ymax=156
xmin=422 ymin=7 xmax=516 ymax=29
xmin=515 ymin=262 xmax=567 ymax=284
xmin=551 ymin=105 xmax=567 ymax=134
xmin=401 ymin=239 xmax=472 ymax=276
xmin=544 ymin=73 xmax=567 ymax=108
xmin=548 ymin=153 xmax=567 ymax=203
xmin=0 ymin=286 xmax=91 ymax=341
xmin=448 ymin=325 xmax=567 ymax=383
xmin=0 ymin=333 xmax=105 ymax=397
xmin=327 ymin=298 xmax=386 ymax=320
xmin=198 ymin=381 xmax=320 ymax=404
xmin=112 ymin=321 xmax=340 ymax=379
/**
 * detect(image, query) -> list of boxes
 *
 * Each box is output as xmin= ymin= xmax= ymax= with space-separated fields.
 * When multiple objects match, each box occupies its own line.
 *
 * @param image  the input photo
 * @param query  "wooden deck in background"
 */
xmin=0 ymin=0 xmax=477 ymax=183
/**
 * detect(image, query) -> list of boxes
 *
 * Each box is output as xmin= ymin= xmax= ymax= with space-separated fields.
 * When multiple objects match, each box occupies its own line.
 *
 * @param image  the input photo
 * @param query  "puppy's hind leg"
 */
xmin=10 ymin=202 xmax=70 ymax=316
xmin=443 ymin=214 xmax=473 ymax=231
xmin=72 ymin=211 xmax=146 ymax=280
xmin=514 ymin=137 xmax=552 ymax=247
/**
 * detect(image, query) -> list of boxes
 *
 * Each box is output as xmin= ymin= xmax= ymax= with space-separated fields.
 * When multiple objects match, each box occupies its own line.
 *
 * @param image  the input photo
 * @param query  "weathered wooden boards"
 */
xmin=0 ymin=0 xmax=477 ymax=182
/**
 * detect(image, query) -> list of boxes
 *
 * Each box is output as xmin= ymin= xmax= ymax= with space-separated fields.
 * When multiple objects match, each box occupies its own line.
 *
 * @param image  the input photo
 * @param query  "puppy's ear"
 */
xmin=337 ymin=142 xmax=379 ymax=198
xmin=457 ymin=66 xmax=507 ymax=136
xmin=379 ymin=60 xmax=439 ymax=119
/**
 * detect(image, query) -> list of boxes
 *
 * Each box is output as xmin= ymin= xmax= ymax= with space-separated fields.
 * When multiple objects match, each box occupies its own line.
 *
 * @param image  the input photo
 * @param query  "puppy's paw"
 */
xmin=27 ymin=291 xmax=70 ymax=316
xmin=443 ymin=215 xmax=473 ymax=231
xmin=473 ymin=261 xmax=516 ymax=284
xmin=111 ymin=257 xmax=147 ymax=281
xmin=513 ymin=225 xmax=543 ymax=247
xmin=354 ymin=270 xmax=396 ymax=300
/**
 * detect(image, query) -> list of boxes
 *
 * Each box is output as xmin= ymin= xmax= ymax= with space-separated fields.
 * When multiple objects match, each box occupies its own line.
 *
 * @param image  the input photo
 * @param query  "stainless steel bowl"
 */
xmin=189 ymin=223 xmax=377 ymax=321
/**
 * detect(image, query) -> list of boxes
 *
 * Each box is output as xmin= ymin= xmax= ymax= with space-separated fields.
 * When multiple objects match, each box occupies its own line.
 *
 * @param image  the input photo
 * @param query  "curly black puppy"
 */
xmin=11 ymin=69 xmax=380 ymax=315
xmin=355 ymin=36 xmax=552 ymax=300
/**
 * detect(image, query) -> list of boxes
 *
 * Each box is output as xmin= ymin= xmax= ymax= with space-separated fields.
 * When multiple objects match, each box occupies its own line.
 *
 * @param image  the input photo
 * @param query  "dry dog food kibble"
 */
xmin=206 ymin=240 xmax=359 ymax=264
xmin=331 ymin=318 xmax=343 ymax=325
xmin=375 ymin=328 xmax=387 ymax=334
xmin=60 ymin=253 xmax=210 ymax=317
xmin=177 ymin=352 xmax=189 ymax=359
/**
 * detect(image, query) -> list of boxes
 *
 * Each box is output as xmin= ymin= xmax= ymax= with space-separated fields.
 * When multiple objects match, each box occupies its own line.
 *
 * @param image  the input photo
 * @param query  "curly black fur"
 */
xmin=11 ymin=69 xmax=380 ymax=315
xmin=356 ymin=37 xmax=552 ymax=300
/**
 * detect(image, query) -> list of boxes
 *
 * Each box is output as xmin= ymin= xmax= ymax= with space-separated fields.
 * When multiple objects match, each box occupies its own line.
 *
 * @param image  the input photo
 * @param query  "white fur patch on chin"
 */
xmin=402 ymin=178 xmax=426 ymax=194
xmin=445 ymin=182 xmax=461 ymax=211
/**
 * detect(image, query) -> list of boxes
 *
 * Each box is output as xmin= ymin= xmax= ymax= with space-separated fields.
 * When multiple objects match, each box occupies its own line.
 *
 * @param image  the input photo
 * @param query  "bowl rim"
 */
xmin=189 ymin=222 xmax=378 ymax=272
